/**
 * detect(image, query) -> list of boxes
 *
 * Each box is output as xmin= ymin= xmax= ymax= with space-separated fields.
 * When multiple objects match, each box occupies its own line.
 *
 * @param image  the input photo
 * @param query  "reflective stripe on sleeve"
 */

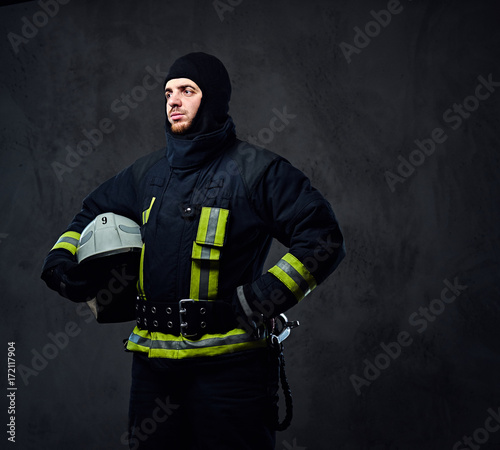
xmin=51 ymin=231 xmax=81 ymax=255
xmin=268 ymin=252 xmax=317 ymax=302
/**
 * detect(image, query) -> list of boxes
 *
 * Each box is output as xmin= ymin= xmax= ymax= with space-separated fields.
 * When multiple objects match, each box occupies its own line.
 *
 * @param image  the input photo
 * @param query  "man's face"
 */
xmin=165 ymin=78 xmax=203 ymax=134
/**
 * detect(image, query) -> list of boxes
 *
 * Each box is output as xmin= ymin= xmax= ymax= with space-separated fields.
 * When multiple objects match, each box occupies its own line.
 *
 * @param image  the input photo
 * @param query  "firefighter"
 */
xmin=41 ymin=52 xmax=345 ymax=449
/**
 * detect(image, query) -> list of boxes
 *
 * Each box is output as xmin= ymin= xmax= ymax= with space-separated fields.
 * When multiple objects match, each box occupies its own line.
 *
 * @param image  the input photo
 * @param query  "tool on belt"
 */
xmin=268 ymin=313 xmax=300 ymax=431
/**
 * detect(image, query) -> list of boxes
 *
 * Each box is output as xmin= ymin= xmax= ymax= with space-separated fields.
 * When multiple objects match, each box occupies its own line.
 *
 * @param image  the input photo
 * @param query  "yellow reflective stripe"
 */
xmin=155 ymin=340 xmax=266 ymax=358
xmin=204 ymin=261 xmax=219 ymax=299
xmin=191 ymin=242 xmax=220 ymax=260
xmin=190 ymin=208 xmax=229 ymax=300
xmin=268 ymin=253 xmax=317 ymax=302
xmin=126 ymin=326 xmax=266 ymax=359
xmin=142 ymin=197 xmax=156 ymax=225
xmin=191 ymin=230 xmax=222 ymax=300
xmin=190 ymin=260 xmax=200 ymax=299
xmin=212 ymin=208 xmax=229 ymax=246
xmin=51 ymin=231 xmax=81 ymax=255
xmin=137 ymin=243 xmax=146 ymax=300
xmin=190 ymin=260 xmax=219 ymax=300
xmin=196 ymin=207 xmax=211 ymax=243
xmin=195 ymin=207 xmax=229 ymax=247
xmin=137 ymin=197 xmax=156 ymax=300
xmin=189 ymin=261 xmax=200 ymax=299
xmin=282 ymin=253 xmax=317 ymax=291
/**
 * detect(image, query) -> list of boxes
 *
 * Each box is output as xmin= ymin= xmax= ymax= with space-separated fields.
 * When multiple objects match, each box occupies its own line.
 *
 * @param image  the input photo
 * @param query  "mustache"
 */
xmin=169 ymin=108 xmax=187 ymax=115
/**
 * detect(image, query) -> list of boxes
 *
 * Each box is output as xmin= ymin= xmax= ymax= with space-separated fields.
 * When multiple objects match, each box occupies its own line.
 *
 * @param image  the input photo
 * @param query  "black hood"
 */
xmin=164 ymin=52 xmax=232 ymax=140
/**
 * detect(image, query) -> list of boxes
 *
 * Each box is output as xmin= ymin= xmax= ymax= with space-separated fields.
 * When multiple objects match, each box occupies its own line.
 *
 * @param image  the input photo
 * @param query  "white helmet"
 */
xmin=75 ymin=213 xmax=142 ymax=323
xmin=77 ymin=213 xmax=142 ymax=263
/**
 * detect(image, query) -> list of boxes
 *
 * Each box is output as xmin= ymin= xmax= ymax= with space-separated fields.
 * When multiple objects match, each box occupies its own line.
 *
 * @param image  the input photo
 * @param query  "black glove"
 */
xmin=41 ymin=259 xmax=101 ymax=302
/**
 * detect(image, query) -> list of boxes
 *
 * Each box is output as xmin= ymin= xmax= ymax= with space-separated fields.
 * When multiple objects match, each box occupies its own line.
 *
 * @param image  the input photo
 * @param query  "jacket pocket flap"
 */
xmin=191 ymin=242 xmax=221 ymax=261
xmin=195 ymin=207 xmax=229 ymax=247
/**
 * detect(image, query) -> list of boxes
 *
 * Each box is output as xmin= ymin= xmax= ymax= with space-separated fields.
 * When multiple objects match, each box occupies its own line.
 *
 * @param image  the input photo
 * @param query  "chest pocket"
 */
xmin=195 ymin=178 xmax=231 ymax=209
xmin=190 ymin=207 xmax=230 ymax=300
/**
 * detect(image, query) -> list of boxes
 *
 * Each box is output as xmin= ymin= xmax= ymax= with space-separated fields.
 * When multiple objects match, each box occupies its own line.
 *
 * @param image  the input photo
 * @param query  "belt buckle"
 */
xmin=179 ymin=299 xmax=197 ymax=338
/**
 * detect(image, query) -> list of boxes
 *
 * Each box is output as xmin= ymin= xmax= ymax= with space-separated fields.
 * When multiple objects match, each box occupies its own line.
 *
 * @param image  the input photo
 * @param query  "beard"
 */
xmin=168 ymin=107 xmax=196 ymax=135
xmin=170 ymin=118 xmax=194 ymax=134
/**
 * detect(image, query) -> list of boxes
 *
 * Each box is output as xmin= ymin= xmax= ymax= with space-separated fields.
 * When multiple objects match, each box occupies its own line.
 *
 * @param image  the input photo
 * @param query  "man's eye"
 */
xmin=184 ymin=89 xmax=193 ymax=95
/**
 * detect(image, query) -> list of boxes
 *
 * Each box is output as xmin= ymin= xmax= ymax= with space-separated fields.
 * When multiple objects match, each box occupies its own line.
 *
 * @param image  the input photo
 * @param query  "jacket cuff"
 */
xmin=234 ymin=274 xmax=298 ymax=323
xmin=40 ymin=248 xmax=76 ymax=279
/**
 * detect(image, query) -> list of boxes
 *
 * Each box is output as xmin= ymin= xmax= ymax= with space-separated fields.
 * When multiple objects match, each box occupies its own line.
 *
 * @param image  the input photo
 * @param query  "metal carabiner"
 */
xmin=270 ymin=313 xmax=300 ymax=346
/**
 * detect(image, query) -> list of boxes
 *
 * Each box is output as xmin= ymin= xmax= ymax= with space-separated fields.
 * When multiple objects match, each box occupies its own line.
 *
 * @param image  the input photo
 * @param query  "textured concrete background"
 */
xmin=1 ymin=0 xmax=500 ymax=449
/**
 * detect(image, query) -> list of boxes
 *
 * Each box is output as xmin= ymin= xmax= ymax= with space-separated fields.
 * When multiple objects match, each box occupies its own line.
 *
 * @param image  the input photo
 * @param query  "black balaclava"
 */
xmin=164 ymin=52 xmax=232 ymax=140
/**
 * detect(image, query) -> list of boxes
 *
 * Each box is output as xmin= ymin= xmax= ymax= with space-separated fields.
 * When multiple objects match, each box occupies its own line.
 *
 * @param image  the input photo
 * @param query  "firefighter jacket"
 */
xmin=42 ymin=118 xmax=345 ymax=359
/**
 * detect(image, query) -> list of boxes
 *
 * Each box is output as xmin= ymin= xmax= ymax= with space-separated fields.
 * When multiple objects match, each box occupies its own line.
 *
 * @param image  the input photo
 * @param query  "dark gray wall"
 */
xmin=1 ymin=0 xmax=499 ymax=449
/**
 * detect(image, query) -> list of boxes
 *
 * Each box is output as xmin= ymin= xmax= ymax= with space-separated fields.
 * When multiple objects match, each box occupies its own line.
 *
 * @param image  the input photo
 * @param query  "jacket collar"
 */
xmin=165 ymin=118 xmax=236 ymax=169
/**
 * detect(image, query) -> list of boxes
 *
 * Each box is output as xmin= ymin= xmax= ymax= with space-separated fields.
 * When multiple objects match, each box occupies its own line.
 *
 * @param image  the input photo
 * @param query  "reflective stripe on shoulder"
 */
xmin=51 ymin=231 xmax=81 ymax=255
xmin=268 ymin=252 xmax=317 ymax=302
xmin=126 ymin=326 xmax=266 ymax=359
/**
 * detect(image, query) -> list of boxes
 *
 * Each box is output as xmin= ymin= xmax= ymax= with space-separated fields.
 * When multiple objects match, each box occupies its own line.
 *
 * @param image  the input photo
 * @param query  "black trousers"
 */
xmin=127 ymin=348 xmax=280 ymax=450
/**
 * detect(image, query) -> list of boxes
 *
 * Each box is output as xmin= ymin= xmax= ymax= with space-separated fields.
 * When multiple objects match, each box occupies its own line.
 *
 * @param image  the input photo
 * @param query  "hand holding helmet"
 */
xmin=41 ymin=257 xmax=102 ymax=302
xmin=41 ymin=213 xmax=142 ymax=310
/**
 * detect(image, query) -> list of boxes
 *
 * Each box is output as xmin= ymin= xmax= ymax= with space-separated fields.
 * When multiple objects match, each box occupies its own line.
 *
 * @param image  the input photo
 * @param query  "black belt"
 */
xmin=135 ymin=298 xmax=238 ymax=339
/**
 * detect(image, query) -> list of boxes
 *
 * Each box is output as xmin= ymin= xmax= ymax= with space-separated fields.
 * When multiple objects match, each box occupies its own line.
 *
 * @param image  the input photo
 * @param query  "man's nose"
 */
xmin=167 ymin=92 xmax=181 ymax=107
